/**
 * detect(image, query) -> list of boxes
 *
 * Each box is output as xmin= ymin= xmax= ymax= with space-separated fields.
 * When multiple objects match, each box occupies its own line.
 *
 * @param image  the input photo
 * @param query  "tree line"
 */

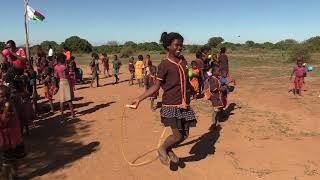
xmin=1 ymin=35 xmax=320 ymax=61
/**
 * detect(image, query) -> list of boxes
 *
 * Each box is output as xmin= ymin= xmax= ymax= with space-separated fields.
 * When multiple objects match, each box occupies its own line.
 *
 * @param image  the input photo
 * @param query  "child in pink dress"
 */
xmin=290 ymin=60 xmax=305 ymax=96
xmin=0 ymin=85 xmax=25 ymax=159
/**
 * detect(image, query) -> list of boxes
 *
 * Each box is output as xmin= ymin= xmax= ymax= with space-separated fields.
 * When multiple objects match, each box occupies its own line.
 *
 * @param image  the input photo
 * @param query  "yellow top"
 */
xmin=4 ymin=101 xmax=9 ymax=109
xmin=135 ymin=61 xmax=145 ymax=80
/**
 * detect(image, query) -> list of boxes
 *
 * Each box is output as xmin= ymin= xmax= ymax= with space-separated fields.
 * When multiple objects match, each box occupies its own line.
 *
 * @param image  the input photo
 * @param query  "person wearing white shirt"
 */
xmin=48 ymin=45 xmax=53 ymax=60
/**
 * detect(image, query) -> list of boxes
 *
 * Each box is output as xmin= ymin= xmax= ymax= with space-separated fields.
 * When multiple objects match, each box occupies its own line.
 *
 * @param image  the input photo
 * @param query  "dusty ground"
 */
xmin=19 ymin=63 xmax=320 ymax=180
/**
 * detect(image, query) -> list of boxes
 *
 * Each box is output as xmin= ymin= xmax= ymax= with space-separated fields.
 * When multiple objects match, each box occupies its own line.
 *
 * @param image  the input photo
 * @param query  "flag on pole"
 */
xmin=27 ymin=5 xmax=45 ymax=21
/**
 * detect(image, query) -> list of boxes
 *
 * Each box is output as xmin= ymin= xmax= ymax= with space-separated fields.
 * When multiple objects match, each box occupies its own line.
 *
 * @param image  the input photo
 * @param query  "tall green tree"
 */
xmin=63 ymin=36 xmax=93 ymax=53
xmin=208 ymin=37 xmax=224 ymax=48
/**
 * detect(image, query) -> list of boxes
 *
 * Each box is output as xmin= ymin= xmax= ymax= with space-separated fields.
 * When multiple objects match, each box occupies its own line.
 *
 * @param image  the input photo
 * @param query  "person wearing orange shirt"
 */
xmin=189 ymin=61 xmax=200 ymax=100
xmin=63 ymin=47 xmax=72 ymax=63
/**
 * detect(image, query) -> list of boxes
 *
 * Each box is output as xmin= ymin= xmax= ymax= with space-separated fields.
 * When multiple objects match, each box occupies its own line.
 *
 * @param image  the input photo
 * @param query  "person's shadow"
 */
xmin=169 ymin=103 xmax=238 ymax=171
xmin=220 ymin=103 xmax=237 ymax=122
xmin=170 ymin=125 xmax=221 ymax=171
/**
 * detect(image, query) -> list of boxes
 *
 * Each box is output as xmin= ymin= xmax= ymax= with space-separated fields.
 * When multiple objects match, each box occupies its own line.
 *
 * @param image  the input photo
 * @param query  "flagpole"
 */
xmin=24 ymin=0 xmax=30 ymax=61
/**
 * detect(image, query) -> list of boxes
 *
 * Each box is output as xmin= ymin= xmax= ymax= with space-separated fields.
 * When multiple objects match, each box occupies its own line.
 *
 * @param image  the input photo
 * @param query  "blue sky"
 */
xmin=1 ymin=0 xmax=319 ymax=46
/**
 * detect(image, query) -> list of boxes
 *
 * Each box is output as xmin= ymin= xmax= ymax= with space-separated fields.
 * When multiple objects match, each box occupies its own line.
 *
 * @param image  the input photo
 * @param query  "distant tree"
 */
xmin=124 ymin=41 xmax=137 ymax=47
xmin=187 ymin=45 xmax=201 ymax=53
xmin=107 ymin=41 xmax=119 ymax=47
xmin=208 ymin=37 xmax=224 ymax=48
xmin=40 ymin=41 xmax=60 ymax=53
xmin=273 ymin=39 xmax=298 ymax=50
xmin=253 ymin=43 xmax=264 ymax=49
xmin=0 ymin=41 xmax=5 ymax=50
xmin=262 ymin=42 xmax=274 ymax=49
xmin=288 ymin=43 xmax=311 ymax=62
xmin=29 ymin=45 xmax=40 ymax=56
xmin=219 ymin=42 xmax=237 ymax=50
xmin=95 ymin=45 xmax=112 ymax=54
xmin=120 ymin=46 xmax=135 ymax=57
xmin=245 ymin=41 xmax=255 ymax=47
xmin=305 ymin=36 xmax=320 ymax=51
xmin=63 ymin=36 xmax=93 ymax=53
xmin=137 ymin=42 xmax=162 ymax=51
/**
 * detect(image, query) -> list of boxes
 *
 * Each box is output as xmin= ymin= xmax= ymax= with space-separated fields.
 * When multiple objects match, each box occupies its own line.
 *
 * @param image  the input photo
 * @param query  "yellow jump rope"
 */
xmin=120 ymin=105 xmax=167 ymax=167
xmin=120 ymin=104 xmax=202 ymax=167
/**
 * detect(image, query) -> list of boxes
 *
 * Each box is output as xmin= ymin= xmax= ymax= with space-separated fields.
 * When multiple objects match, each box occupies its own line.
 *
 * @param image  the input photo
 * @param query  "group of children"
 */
xmin=37 ymin=47 xmax=79 ymax=115
xmin=89 ymin=53 xmax=122 ymax=87
xmin=0 ymin=40 xmax=37 ymax=168
xmin=0 ymin=41 xmax=82 ymax=172
xmin=89 ymin=52 xmax=160 ymax=109
xmin=127 ymin=54 xmax=159 ymax=110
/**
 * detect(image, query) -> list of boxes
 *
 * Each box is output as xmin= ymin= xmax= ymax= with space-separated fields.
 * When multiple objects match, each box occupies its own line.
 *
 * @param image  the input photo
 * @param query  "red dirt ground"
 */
xmin=21 ymin=65 xmax=320 ymax=180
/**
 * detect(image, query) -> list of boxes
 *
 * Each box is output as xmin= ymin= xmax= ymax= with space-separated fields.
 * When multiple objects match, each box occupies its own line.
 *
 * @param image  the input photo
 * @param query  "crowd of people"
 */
xmin=81 ymin=32 xmax=235 ymax=166
xmin=0 ymin=40 xmax=82 ymax=174
xmin=0 ymin=32 xmax=308 ymax=172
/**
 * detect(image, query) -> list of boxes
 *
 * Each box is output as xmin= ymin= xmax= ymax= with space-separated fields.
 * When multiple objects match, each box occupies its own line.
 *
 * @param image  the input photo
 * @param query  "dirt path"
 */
xmin=20 ymin=65 xmax=320 ymax=180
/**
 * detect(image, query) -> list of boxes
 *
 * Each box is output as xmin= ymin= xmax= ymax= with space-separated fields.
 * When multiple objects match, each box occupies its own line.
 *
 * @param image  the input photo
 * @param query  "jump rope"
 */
xmin=120 ymin=58 xmax=232 ymax=167
xmin=120 ymin=105 xmax=167 ymax=167
xmin=120 ymin=104 xmax=203 ymax=167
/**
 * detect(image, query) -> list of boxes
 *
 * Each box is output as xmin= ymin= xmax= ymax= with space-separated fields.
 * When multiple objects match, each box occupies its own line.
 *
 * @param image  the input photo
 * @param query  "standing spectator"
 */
xmin=128 ymin=56 xmax=135 ymax=86
xmin=48 ymin=45 xmax=54 ymax=61
xmin=54 ymin=53 xmax=75 ymax=119
xmin=4 ymin=40 xmax=27 ymax=70
xmin=217 ymin=47 xmax=229 ymax=78
xmin=63 ymin=47 xmax=72 ymax=63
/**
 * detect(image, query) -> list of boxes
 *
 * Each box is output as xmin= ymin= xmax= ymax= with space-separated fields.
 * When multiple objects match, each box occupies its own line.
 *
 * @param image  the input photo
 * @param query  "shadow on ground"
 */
xmin=170 ymin=103 xmax=237 ymax=171
xmin=19 ymin=101 xmax=115 ymax=179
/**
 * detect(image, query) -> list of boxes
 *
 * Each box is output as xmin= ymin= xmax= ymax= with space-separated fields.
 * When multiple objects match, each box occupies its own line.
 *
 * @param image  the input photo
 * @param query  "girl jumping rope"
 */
xmin=130 ymin=32 xmax=197 ymax=165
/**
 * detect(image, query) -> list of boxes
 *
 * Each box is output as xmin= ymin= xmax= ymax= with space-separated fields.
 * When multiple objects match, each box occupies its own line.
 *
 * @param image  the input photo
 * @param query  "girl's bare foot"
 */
xmin=168 ymin=150 xmax=179 ymax=163
xmin=157 ymin=148 xmax=170 ymax=166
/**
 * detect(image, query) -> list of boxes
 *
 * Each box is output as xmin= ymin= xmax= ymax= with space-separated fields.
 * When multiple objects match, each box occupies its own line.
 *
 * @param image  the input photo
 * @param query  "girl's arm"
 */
xmin=144 ymin=76 xmax=149 ymax=91
xmin=9 ymin=51 xmax=26 ymax=61
xmin=290 ymin=68 xmax=295 ymax=80
xmin=131 ymin=80 xmax=161 ymax=108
